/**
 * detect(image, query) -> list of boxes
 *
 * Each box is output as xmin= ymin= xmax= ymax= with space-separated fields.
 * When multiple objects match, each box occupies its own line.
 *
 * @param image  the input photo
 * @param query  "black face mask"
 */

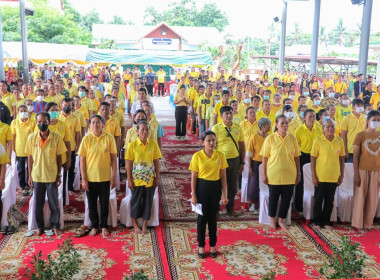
xmin=134 ymin=118 xmax=147 ymax=125
xmin=38 ymin=123 xmax=49 ymax=132
xmin=63 ymin=107 xmax=72 ymax=114
xmin=68 ymin=83 xmax=73 ymax=86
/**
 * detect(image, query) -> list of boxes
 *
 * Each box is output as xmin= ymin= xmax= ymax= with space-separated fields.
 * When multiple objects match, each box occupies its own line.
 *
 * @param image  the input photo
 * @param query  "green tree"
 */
xmin=144 ymin=0 xmax=228 ymax=32
xmin=288 ymin=23 xmax=304 ymax=45
xmin=82 ymin=9 xmax=103 ymax=31
xmin=1 ymin=5 xmax=21 ymax=41
xmin=108 ymin=16 xmax=125 ymax=25
xmin=330 ymin=18 xmax=348 ymax=46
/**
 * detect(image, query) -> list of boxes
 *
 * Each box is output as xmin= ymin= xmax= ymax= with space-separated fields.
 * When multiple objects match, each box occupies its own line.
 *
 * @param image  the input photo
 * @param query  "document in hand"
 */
xmin=191 ymin=203 xmax=203 ymax=216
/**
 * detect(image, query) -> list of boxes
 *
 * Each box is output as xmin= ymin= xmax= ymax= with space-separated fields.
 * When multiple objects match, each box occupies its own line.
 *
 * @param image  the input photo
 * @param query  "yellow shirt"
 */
xmin=111 ymin=111 xmax=126 ymax=129
xmin=247 ymin=133 xmax=266 ymax=162
xmin=104 ymin=117 xmax=121 ymax=137
xmin=58 ymin=113 xmax=81 ymax=149
xmin=311 ymin=135 xmax=345 ymax=183
xmin=45 ymin=95 xmax=63 ymax=107
xmin=295 ymin=123 xmax=323 ymax=154
xmin=213 ymin=101 xmax=229 ymax=124
xmin=212 ymin=122 xmax=244 ymax=159
xmin=308 ymin=105 xmax=324 ymax=113
xmin=73 ymin=110 xmax=87 ymax=128
xmin=268 ymin=85 xmax=279 ymax=95
xmin=78 ymin=107 xmax=89 ymax=120
xmin=174 ymin=92 xmax=189 ymax=107
xmin=256 ymin=110 xmax=276 ymax=125
xmin=0 ymin=121 xmax=12 ymax=164
xmin=189 ymin=149 xmax=228 ymax=181
xmin=1 ymin=92 xmax=16 ymax=116
xmin=335 ymin=105 xmax=352 ymax=122
xmin=260 ymin=132 xmax=301 ymax=185
xmin=270 ymin=104 xmax=283 ymax=114
xmin=157 ymin=70 xmax=166 ymax=83
xmin=10 ymin=118 xmax=36 ymax=157
xmin=240 ymin=119 xmax=259 ymax=148
xmin=81 ymin=97 xmax=94 ymax=114
xmin=370 ymin=93 xmax=380 ymax=108
xmin=323 ymin=80 xmax=334 ymax=89
xmin=25 ymin=131 xmax=67 ymax=182
xmin=334 ymin=82 xmax=347 ymax=94
xmin=78 ymin=131 xmax=117 ymax=182
xmin=232 ymin=112 xmax=244 ymax=125
xmin=340 ymin=113 xmax=366 ymax=153
xmin=125 ymin=138 xmax=162 ymax=187
xmin=273 ymin=119 xmax=300 ymax=135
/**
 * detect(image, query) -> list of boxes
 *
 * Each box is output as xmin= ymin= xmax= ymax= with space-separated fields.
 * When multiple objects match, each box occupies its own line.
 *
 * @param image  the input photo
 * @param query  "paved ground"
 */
xmin=125 ymin=96 xmax=176 ymax=127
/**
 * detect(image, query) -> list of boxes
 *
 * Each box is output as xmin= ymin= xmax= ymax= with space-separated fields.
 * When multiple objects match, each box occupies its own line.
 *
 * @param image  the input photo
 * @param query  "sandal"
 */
xmin=74 ymin=226 xmax=91 ymax=237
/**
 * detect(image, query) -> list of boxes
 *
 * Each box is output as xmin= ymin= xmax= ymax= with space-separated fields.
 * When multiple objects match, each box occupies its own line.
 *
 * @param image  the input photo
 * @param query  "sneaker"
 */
xmin=249 ymin=204 xmax=255 ymax=212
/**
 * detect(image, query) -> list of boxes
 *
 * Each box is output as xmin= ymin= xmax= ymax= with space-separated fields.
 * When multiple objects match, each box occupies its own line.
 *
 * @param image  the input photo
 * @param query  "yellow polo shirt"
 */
xmin=78 ymin=107 xmax=89 ymax=120
xmin=81 ymin=97 xmax=94 ymax=114
xmin=45 ymin=95 xmax=62 ymax=107
xmin=111 ymin=111 xmax=126 ymax=129
xmin=334 ymin=82 xmax=347 ymax=94
xmin=240 ymin=119 xmax=259 ymax=148
xmin=323 ymin=80 xmax=334 ymax=89
xmin=212 ymin=122 xmax=244 ymax=159
xmin=295 ymin=123 xmax=323 ymax=154
xmin=311 ymin=135 xmax=345 ymax=182
xmin=157 ymin=70 xmax=166 ymax=83
xmin=0 ymin=121 xmax=12 ymax=164
xmin=256 ymin=110 xmax=276 ymax=125
xmin=1 ymin=92 xmax=16 ymax=117
xmin=370 ymin=93 xmax=380 ymax=108
xmin=104 ymin=117 xmax=121 ymax=137
xmin=58 ymin=113 xmax=81 ymax=149
xmin=125 ymin=138 xmax=162 ymax=187
xmin=214 ymin=101 xmax=230 ymax=124
xmin=10 ymin=118 xmax=36 ymax=157
xmin=78 ymin=131 xmax=117 ymax=182
xmin=273 ymin=119 xmax=300 ymax=135
xmin=335 ymin=105 xmax=352 ymax=122
xmin=174 ymin=92 xmax=189 ymax=107
xmin=25 ymin=131 xmax=67 ymax=182
xmin=73 ymin=110 xmax=87 ymax=128
xmin=261 ymin=132 xmax=301 ymax=185
xmin=340 ymin=113 xmax=366 ymax=153
xmin=189 ymin=149 xmax=228 ymax=181
xmin=247 ymin=133 xmax=266 ymax=162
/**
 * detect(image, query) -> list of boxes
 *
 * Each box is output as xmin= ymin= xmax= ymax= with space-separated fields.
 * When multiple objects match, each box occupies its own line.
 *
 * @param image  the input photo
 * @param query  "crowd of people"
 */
xmin=0 ymin=63 xmax=379 ymax=260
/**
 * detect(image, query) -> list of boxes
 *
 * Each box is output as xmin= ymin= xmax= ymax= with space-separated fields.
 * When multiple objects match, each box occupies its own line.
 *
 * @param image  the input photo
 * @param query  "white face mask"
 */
xmin=19 ymin=112 xmax=29 ymax=119
xmin=284 ymin=111 xmax=294 ymax=119
xmin=289 ymin=95 xmax=295 ymax=100
xmin=369 ymin=121 xmax=380 ymax=129
xmin=355 ymin=107 xmax=364 ymax=114
xmin=36 ymin=96 xmax=44 ymax=102
xmin=27 ymin=105 xmax=34 ymax=112
xmin=329 ymin=92 xmax=335 ymax=98
xmin=342 ymin=100 xmax=350 ymax=105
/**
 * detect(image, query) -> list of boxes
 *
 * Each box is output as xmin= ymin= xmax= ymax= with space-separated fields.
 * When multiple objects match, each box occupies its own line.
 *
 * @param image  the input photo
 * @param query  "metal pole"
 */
xmin=279 ymin=0 xmax=287 ymax=74
xmin=310 ymin=0 xmax=321 ymax=75
xmin=20 ymin=0 xmax=29 ymax=84
xmin=358 ymin=0 xmax=373 ymax=79
xmin=0 ymin=5 xmax=5 ymax=81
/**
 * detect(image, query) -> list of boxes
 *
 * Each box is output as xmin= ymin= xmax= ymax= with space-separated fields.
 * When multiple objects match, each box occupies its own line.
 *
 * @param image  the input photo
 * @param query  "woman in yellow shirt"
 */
xmin=247 ymin=117 xmax=271 ymax=211
xmin=174 ymin=85 xmax=190 ymax=140
xmin=311 ymin=119 xmax=345 ymax=229
xmin=78 ymin=115 xmax=117 ymax=237
xmin=11 ymin=105 xmax=36 ymax=196
xmin=294 ymin=109 xmax=322 ymax=213
xmin=326 ymin=105 xmax=341 ymax=137
xmin=189 ymin=130 xmax=228 ymax=258
xmin=261 ymin=115 xmax=301 ymax=230
xmin=309 ymin=76 xmax=320 ymax=93
xmin=230 ymin=100 xmax=244 ymax=124
xmin=125 ymin=120 xmax=162 ymax=234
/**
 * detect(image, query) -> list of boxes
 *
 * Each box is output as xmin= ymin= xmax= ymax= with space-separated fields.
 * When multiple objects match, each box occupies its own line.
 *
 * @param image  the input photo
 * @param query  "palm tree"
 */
xmin=266 ymin=23 xmax=277 ymax=55
xmin=289 ymin=23 xmax=304 ymax=45
xmin=319 ymin=26 xmax=329 ymax=53
xmin=332 ymin=18 xmax=348 ymax=45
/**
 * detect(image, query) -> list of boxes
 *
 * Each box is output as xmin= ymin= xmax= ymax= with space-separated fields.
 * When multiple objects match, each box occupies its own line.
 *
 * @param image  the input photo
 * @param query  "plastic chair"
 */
xmin=336 ymin=163 xmax=355 ymax=222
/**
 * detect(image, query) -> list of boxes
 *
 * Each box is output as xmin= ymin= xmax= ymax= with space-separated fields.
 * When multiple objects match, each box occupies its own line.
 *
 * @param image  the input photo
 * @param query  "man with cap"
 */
xmin=212 ymin=106 xmax=245 ymax=216
xmin=354 ymin=74 xmax=365 ymax=98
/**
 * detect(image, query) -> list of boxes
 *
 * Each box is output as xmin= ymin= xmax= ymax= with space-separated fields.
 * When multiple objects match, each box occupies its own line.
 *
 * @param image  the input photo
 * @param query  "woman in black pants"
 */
xmin=174 ymin=85 xmax=189 ymax=140
xmin=261 ymin=115 xmax=301 ymax=230
xmin=189 ymin=131 xmax=228 ymax=258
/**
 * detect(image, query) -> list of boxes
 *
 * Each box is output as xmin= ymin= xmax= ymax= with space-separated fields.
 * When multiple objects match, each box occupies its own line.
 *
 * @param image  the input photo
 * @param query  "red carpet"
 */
xmin=162 ymin=127 xmax=199 ymax=147
xmin=160 ymin=147 xmax=199 ymax=173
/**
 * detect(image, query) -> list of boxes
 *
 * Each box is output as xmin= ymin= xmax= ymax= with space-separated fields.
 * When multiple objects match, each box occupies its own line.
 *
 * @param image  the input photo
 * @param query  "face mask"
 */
xmin=19 ymin=112 xmax=29 ymax=119
xmin=264 ymin=83 xmax=268 ymax=86
xmin=223 ymin=87 xmax=228 ymax=91
xmin=284 ymin=111 xmax=294 ymax=119
xmin=314 ymin=100 xmax=321 ymax=106
xmin=264 ymin=95 xmax=270 ymax=100
xmin=289 ymin=95 xmax=295 ymax=100
xmin=355 ymin=107 xmax=364 ymax=114
xmin=79 ymin=91 xmax=85 ymax=98
xmin=68 ymin=83 xmax=72 ymax=86
xmin=300 ymin=111 xmax=305 ymax=118
xmin=91 ymin=86 xmax=95 ymax=90
xmin=274 ymin=102 xmax=281 ymax=106
xmin=342 ymin=100 xmax=350 ymax=105
xmin=215 ymin=100 xmax=221 ymax=104
xmin=256 ymin=81 xmax=260 ymax=84
xmin=369 ymin=121 xmax=380 ymax=129
xmin=322 ymin=116 xmax=330 ymax=122
xmin=329 ymin=92 xmax=335 ymax=98
xmin=27 ymin=105 xmax=34 ymax=112
xmin=37 ymin=96 xmax=44 ymax=102
xmin=49 ymin=111 xmax=59 ymax=120
xmin=303 ymin=91 xmax=309 ymax=96
xmin=244 ymin=98 xmax=251 ymax=104
xmin=38 ymin=123 xmax=49 ymax=132
xmin=63 ymin=107 xmax=71 ymax=114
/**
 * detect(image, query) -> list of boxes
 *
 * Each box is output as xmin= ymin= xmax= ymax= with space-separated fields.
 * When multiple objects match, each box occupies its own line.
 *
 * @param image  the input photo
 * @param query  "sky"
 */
xmin=70 ymin=0 xmax=380 ymax=40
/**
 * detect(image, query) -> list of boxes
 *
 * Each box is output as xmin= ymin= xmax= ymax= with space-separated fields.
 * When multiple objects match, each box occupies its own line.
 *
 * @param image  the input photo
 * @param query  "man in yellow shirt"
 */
xmin=268 ymin=77 xmax=280 ymax=95
xmin=257 ymin=100 xmax=276 ymax=124
xmin=323 ymin=74 xmax=334 ymax=89
xmin=99 ymin=102 xmax=121 ymax=153
xmin=335 ymin=93 xmax=352 ymax=121
xmin=59 ymin=98 xmax=81 ymax=194
xmin=198 ymin=84 xmax=213 ymax=135
xmin=212 ymin=106 xmax=245 ymax=216
xmin=340 ymin=98 xmax=366 ymax=163
xmin=156 ymin=66 xmax=166 ymax=97
xmin=11 ymin=105 xmax=36 ymax=195
xmin=25 ymin=112 xmax=67 ymax=236
xmin=72 ymin=95 xmax=88 ymax=136
xmin=214 ymin=90 xmax=231 ymax=125
xmin=0 ymin=81 xmax=16 ymax=118
xmin=370 ymin=87 xmax=380 ymax=109
xmin=334 ymin=76 xmax=347 ymax=94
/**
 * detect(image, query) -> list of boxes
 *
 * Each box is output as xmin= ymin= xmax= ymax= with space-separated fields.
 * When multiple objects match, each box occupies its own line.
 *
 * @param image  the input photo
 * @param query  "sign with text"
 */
xmin=152 ymin=38 xmax=172 ymax=45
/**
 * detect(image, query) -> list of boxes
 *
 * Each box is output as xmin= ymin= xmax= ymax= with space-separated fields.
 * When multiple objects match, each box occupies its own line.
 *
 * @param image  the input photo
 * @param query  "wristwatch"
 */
xmin=191 ymin=192 xmax=195 ymax=196
xmin=57 ymin=174 xmax=62 ymax=177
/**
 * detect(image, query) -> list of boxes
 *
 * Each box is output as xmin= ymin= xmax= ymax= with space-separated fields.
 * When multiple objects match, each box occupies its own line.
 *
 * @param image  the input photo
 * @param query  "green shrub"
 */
xmin=125 ymin=270 xmax=153 ymax=280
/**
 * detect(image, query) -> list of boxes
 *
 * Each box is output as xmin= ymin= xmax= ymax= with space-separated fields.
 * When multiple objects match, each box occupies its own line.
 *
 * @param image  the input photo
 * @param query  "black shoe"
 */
xmin=198 ymin=248 xmax=205 ymax=259
xmin=210 ymin=248 xmax=217 ymax=258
